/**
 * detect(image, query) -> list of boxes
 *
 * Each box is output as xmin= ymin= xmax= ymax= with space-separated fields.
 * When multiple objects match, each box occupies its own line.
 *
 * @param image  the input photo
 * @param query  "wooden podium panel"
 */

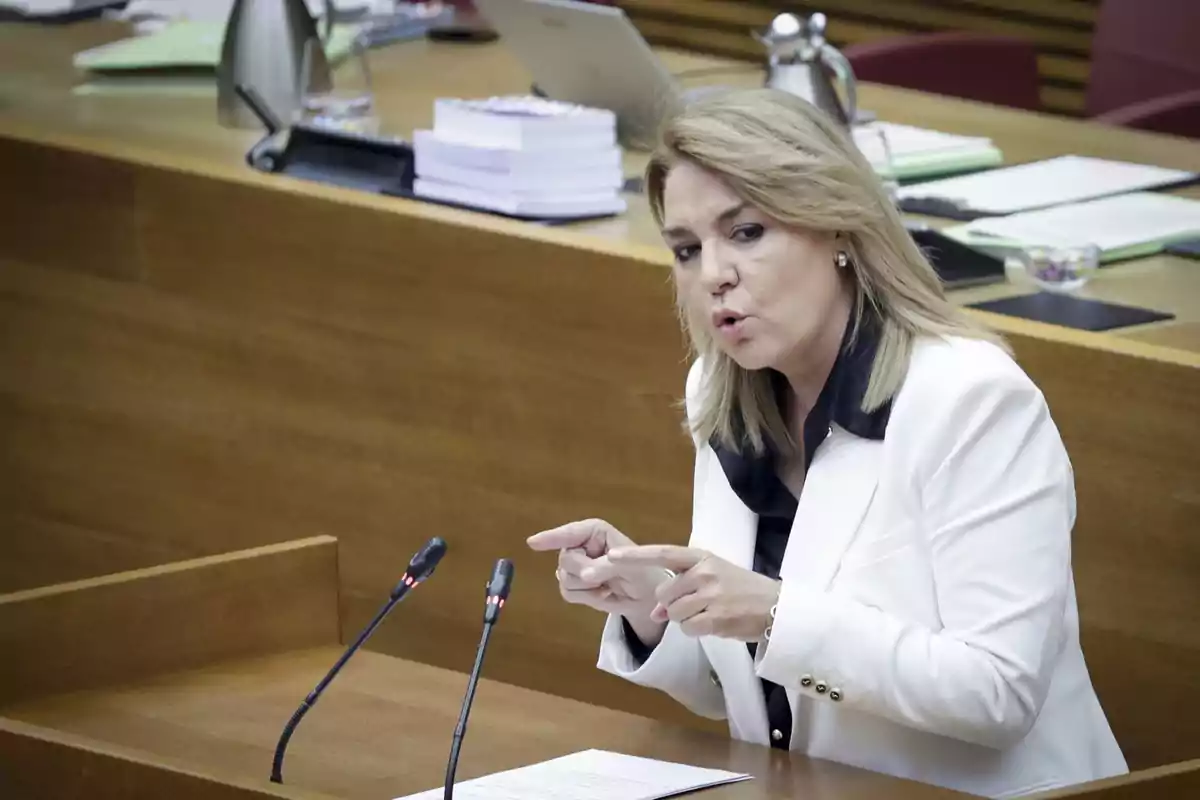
xmin=0 ymin=538 xmax=975 ymax=800
xmin=0 ymin=536 xmax=340 ymax=706
xmin=2 ymin=647 xmax=974 ymax=800
xmin=0 ymin=718 xmax=337 ymax=800
xmin=1 ymin=538 xmax=1197 ymax=800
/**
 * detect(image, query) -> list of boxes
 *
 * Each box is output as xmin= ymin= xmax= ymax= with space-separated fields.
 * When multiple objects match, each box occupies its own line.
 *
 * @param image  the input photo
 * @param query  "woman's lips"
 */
xmin=712 ymin=310 xmax=751 ymax=342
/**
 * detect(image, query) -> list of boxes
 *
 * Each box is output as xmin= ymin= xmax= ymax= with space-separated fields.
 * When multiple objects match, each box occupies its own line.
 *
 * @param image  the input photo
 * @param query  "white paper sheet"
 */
xmin=393 ymin=748 xmax=752 ymax=800
xmin=896 ymin=155 xmax=1195 ymax=215
xmin=959 ymin=192 xmax=1200 ymax=252
xmin=853 ymin=121 xmax=994 ymax=164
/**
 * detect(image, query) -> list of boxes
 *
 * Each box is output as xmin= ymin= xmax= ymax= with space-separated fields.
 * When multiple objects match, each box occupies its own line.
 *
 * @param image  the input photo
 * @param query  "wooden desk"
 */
xmin=0 ymin=18 xmax=1197 ymax=775
xmin=5 ymin=650 xmax=973 ymax=800
xmin=3 ymin=537 xmax=1195 ymax=800
xmin=0 ymin=537 xmax=974 ymax=800
xmin=1 ymin=21 xmax=1199 ymax=352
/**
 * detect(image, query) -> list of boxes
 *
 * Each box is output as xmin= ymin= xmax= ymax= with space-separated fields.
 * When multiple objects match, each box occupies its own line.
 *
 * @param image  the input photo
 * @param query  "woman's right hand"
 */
xmin=526 ymin=518 xmax=671 ymax=648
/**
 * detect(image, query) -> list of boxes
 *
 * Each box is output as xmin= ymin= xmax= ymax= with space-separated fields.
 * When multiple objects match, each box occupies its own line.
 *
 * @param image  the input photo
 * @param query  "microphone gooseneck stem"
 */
xmin=443 ymin=621 xmax=495 ymax=800
xmin=270 ymin=576 xmax=417 ymax=784
xmin=270 ymin=701 xmax=310 ymax=783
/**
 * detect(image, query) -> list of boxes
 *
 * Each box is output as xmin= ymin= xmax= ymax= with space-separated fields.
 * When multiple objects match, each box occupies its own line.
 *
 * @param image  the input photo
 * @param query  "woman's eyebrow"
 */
xmin=662 ymin=202 xmax=749 ymax=239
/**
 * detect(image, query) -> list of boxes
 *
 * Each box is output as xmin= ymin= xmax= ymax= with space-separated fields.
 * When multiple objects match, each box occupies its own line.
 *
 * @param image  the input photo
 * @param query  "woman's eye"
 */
xmin=673 ymin=244 xmax=700 ymax=263
xmin=731 ymin=224 xmax=764 ymax=243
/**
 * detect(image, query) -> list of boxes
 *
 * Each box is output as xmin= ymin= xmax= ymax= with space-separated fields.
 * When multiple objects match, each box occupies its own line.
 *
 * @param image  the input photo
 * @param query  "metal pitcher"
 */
xmin=217 ymin=0 xmax=337 ymax=129
xmin=755 ymin=12 xmax=857 ymax=127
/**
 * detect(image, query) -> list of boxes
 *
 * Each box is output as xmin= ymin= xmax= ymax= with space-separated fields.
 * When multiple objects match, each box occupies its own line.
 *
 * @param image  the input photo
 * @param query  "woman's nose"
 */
xmin=698 ymin=245 xmax=737 ymax=293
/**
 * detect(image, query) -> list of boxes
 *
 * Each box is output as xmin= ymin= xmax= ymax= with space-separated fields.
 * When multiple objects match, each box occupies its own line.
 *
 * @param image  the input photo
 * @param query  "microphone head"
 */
xmin=486 ymin=558 xmax=514 ymax=600
xmin=484 ymin=559 xmax=514 ymax=624
xmin=407 ymin=536 xmax=448 ymax=582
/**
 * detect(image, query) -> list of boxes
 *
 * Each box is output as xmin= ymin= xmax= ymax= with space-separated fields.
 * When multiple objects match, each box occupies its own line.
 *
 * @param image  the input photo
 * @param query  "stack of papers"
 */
xmin=394 ymin=749 xmax=752 ymax=800
xmin=412 ymin=96 xmax=627 ymax=220
xmin=943 ymin=192 xmax=1200 ymax=262
xmin=852 ymin=121 xmax=1002 ymax=181
xmin=897 ymin=155 xmax=1197 ymax=219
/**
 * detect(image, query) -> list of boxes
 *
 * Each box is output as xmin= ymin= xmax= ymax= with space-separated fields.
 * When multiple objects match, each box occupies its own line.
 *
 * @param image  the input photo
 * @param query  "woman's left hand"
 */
xmin=606 ymin=545 xmax=781 ymax=641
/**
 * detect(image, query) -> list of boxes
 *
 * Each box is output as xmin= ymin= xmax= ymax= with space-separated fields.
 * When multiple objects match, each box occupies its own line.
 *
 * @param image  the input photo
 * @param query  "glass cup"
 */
xmin=298 ymin=34 xmax=380 ymax=137
xmin=1009 ymin=243 xmax=1101 ymax=293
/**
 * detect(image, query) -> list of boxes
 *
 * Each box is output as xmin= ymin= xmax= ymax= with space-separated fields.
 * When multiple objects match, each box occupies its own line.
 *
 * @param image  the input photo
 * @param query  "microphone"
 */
xmin=444 ymin=558 xmax=514 ymax=800
xmin=270 ymin=536 xmax=447 ymax=784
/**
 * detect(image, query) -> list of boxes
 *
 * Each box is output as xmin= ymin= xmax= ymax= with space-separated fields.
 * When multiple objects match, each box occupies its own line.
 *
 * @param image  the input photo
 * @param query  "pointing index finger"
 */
xmin=608 ymin=544 xmax=706 ymax=572
xmin=526 ymin=519 xmax=612 ymax=556
xmin=526 ymin=522 xmax=590 ymax=551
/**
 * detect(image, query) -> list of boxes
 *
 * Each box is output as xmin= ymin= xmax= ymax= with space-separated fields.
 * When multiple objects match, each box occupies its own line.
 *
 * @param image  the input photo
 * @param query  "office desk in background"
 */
xmin=1 ymin=20 xmax=1198 ymax=352
xmin=0 ymin=18 xmax=1197 ymax=785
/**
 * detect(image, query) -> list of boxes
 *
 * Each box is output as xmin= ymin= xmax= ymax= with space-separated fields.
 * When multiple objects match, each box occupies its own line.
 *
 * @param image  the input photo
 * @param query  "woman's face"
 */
xmin=661 ymin=160 xmax=852 ymax=375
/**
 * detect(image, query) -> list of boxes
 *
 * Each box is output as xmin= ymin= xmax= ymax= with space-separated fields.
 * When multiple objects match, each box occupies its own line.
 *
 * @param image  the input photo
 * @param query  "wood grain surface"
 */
xmin=1033 ymin=759 xmax=1200 ymax=800
xmin=0 ymin=647 xmax=1002 ymax=800
xmin=2 ymin=648 xmax=1193 ymax=800
xmin=0 ymin=717 xmax=339 ymax=800
xmin=0 ymin=538 xmax=340 ymax=705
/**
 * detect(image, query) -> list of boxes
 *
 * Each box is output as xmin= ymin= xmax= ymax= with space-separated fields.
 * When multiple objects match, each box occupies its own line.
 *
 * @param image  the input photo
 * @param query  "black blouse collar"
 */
xmin=818 ymin=305 xmax=892 ymax=443
xmin=710 ymin=307 xmax=892 ymax=518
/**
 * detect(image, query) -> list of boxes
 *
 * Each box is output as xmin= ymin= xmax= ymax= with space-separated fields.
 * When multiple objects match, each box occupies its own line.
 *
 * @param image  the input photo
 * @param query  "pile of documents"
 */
xmin=890 ymin=154 xmax=1200 ymax=262
xmin=412 ymin=96 xmax=627 ymax=220
xmin=943 ymin=192 xmax=1200 ymax=263
xmin=852 ymin=121 xmax=1003 ymax=182
xmin=897 ymin=155 xmax=1196 ymax=217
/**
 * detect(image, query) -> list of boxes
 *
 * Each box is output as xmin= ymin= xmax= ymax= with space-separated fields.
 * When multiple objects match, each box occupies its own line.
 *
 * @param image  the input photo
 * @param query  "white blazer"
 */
xmin=597 ymin=335 xmax=1127 ymax=799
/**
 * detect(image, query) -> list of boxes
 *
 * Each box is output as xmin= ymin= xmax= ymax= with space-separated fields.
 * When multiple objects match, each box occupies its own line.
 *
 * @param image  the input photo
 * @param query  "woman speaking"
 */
xmin=527 ymin=89 xmax=1127 ymax=798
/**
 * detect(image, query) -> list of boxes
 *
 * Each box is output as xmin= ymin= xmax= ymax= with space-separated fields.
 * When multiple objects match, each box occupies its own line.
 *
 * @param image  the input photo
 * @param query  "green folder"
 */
xmin=941 ymin=225 xmax=1196 ymax=264
xmin=881 ymin=146 xmax=1005 ymax=183
xmin=73 ymin=21 xmax=362 ymax=72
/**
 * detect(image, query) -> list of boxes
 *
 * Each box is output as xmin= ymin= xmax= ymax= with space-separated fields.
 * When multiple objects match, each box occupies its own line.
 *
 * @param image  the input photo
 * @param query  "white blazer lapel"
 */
xmin=779 ymin=426 xmax=882 ymax=590
xmin=690 ymin=445 xmax=770 ymax=746
xmin=689 ymin=445 xmax=756 ymax=568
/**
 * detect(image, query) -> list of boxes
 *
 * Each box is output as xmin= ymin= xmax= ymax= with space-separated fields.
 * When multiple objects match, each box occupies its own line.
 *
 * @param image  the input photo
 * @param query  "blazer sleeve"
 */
xmin=596 ymin=613 xmax=727 ymax=720
xmin=594 ymin=358 xmax=726 ymax=721
xmin=755 ymin=358 xmax=1074 ymax=749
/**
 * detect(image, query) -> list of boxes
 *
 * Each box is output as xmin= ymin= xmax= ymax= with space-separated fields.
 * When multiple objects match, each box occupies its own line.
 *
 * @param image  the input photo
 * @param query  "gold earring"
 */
xmin=835 ymin=251 xmax=849 ymax=269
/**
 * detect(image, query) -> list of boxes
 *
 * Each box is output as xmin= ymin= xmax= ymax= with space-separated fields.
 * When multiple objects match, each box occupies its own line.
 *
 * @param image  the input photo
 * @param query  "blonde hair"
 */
xmin=646 ymin=88 xmax=1005 ymax=455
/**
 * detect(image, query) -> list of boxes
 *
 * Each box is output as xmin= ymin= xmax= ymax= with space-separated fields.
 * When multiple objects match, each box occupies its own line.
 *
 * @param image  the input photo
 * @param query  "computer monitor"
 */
xmin=472 ymin=0 xmax=684 ymax=149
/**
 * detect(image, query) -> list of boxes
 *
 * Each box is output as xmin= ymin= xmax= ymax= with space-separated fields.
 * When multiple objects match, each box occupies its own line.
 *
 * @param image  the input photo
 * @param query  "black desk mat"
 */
xmin=968 ymin=292 xmax=1174 ymax=331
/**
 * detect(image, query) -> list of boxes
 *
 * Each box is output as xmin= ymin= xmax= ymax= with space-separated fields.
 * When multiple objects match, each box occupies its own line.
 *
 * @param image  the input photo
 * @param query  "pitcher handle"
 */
xmin=820 ymin=43 xmax=857 ymax=125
